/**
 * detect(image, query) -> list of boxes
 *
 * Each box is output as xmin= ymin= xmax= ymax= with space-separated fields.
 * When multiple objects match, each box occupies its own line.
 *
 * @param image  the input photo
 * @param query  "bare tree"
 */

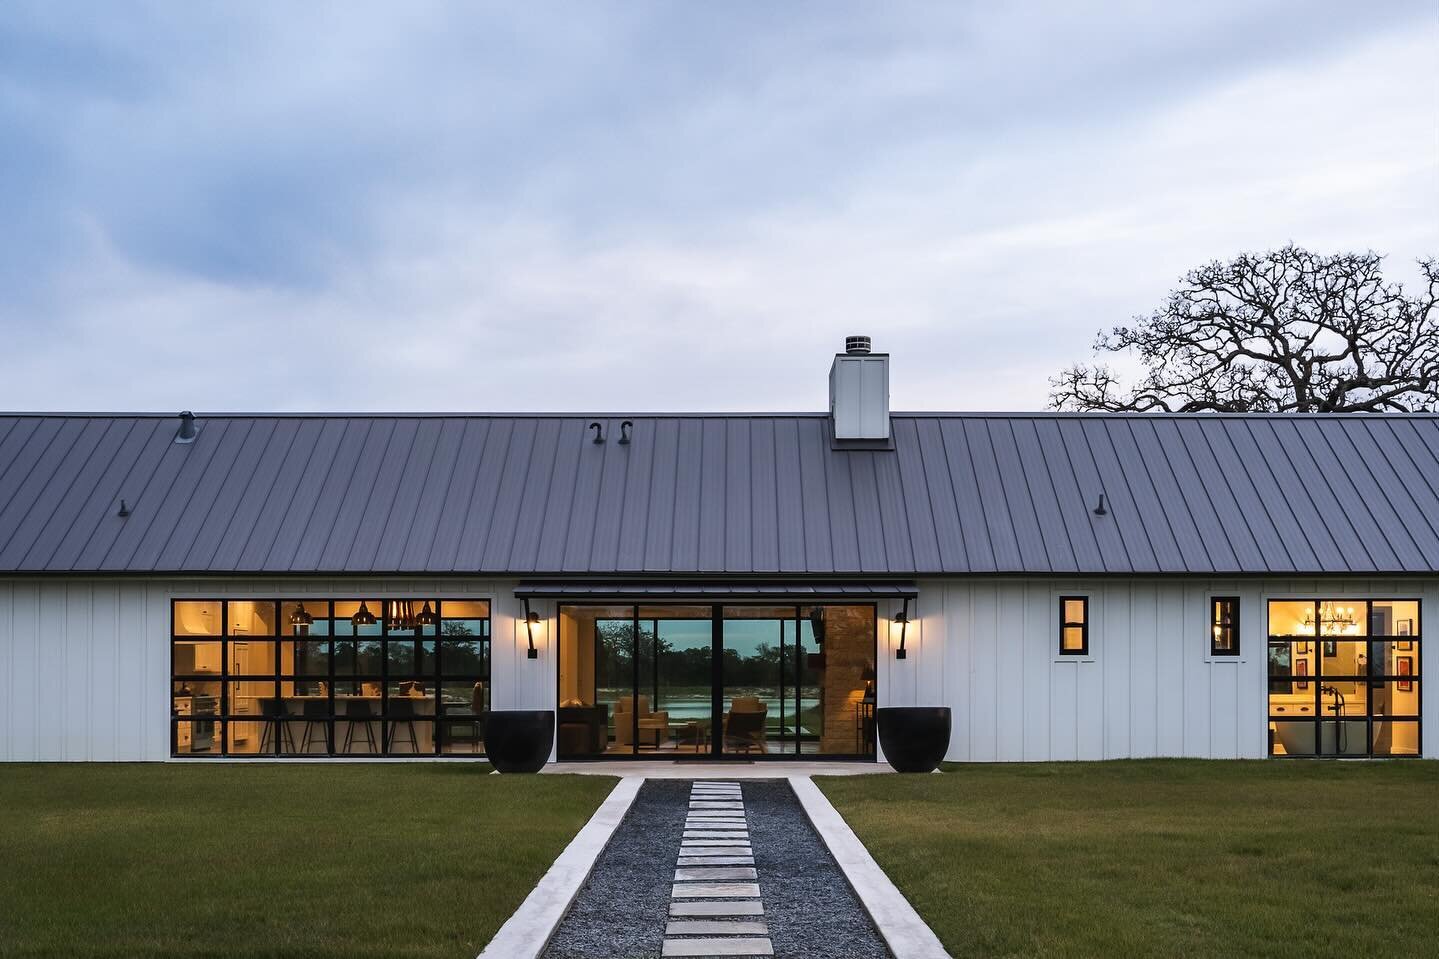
xmin=1049 ymin=247 xmax=1439 ymax=412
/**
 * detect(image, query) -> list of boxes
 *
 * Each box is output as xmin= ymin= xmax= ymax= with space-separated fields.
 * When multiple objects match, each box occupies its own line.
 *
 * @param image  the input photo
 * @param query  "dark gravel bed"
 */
xmin=541 ymin=778 xmax=687 ymax=959
xmin=745 ymin=780 xmax=892 ymax=959
xmin=540 ymin=778 xmax=892 ymax=959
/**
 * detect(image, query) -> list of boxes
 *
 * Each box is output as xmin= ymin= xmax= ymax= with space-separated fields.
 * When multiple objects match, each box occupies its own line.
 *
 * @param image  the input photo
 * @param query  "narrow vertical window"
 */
xmin=1059 ymin=596 xmax=1088 ymax=656
xmin=1211 ymin=597 xmax=1240 ymax=656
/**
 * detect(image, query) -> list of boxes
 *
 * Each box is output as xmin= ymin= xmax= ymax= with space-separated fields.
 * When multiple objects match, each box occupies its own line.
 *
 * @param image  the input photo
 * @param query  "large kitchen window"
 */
xmin=1267 ymin=599 xmax=1421 ymax=757
xmin=172 ymin=599 xmax=490 ymax=757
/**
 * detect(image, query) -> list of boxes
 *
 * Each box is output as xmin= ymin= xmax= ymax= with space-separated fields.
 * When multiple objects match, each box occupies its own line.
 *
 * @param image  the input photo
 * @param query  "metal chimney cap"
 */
xmin=844 ymin=335 xmax=872 ymax=355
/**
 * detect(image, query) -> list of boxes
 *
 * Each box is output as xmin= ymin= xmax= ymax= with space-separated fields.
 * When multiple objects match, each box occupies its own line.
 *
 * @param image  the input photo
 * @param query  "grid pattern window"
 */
xmin=171 ymin=599 xmax=490 ymax=757
xmin=1059 ymin=597 xmax=1088 ymax=656
xmin=1267 ymin=599 xmax=1421 ymax=758
xmin=1210 ymin=597 xmax=1240 ymax=656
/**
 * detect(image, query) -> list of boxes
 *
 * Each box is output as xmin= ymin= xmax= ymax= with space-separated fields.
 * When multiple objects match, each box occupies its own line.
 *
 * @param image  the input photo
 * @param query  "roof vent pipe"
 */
xmin=845 ymin=335 xmax=872 ymax=355
xmin=175 ymin=411 xmax=198 ymax=444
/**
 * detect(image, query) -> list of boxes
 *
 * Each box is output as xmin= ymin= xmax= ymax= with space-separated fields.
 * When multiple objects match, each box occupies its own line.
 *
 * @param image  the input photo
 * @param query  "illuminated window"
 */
xmin=1210 ymin=597 xmax=1240 ymax=656
xmin=1059 ymin=596 xmax=1088 ymax=656
xmin=1267 ymin=599 xmax=1421 ymax=758
xmin=171 ymin=599 xmax=489 ymax=757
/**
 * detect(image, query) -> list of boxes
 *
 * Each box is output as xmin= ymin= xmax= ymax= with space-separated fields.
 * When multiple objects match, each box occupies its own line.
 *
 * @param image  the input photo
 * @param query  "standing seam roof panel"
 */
xmin=1 ymin=413 xmax=1437 ymax=575
xmin=1307 ymin=418 xmax=1425 ymax=571
xmin=1122 ymin=419 xmax=1214 ymax=571
xmin=18 ymin=418 xmax=139 ymax=570
xmin=0 ymin=419 xmax=113 ymax=567
xmin=189 ymin=417 xmax=293 ymax=571
xmin=163 ymin=418 xmax=274 ymax=570
xmin=1007 ymin=419 xmax=1078 ymax=572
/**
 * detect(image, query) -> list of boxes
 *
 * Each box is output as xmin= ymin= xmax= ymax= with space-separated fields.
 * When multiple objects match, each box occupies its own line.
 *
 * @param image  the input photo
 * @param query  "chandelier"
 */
xmin=1300 ymin=602 xmax=1359 ymax=636
xmin=383 ymin=600 xmax=437 ymax=632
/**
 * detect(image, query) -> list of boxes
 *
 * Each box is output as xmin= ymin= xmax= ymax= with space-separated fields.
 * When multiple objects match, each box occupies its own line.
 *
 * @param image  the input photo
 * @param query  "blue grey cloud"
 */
xmin=0 ymin=1 xmax=1434 ymax=412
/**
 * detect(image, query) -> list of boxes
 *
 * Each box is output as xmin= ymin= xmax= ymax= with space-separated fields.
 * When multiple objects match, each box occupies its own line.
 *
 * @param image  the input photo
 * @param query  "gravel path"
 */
xmin=539 ymin=778 xmax=891 ymax=959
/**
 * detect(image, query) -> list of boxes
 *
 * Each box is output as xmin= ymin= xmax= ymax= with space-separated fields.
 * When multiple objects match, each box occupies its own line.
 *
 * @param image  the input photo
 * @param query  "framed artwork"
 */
xmin=1323 ymin=640 xmax=1337 ymax=657
xmin=1297 ymin=642 xmax=1312 ymax=655
xmin=1295 ymin=659 xmax=1309 ymax=691
xmin=1397 ymin=656 xmax=1413 ymax=693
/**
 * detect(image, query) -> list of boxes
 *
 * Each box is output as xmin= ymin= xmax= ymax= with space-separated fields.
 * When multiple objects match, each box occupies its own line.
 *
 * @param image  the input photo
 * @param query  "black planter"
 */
xmin=484 ymin=709 xmax=554 ymax=773
xmin=877 ymin=706 xmax=952 ymax=773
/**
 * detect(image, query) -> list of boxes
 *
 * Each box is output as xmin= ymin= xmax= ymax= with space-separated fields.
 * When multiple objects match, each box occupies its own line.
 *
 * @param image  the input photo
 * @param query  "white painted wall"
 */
xmin=881 ymin=578 xmax=1437 ymax=761
xmin=1 ymin=575 xmax=1432 ymax=762
xmin=0 ymin=577 xmax=546 ymax=762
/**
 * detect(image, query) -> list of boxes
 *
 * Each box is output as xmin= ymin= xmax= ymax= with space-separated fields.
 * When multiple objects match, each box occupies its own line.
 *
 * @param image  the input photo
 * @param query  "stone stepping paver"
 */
xmin=670 ymin=882 xmax=762 ymax=898
xmin=674 ymin=866 xmax=758 ymax=881
xmin=669 ymin=900 xmax=765 ymax=917
xmin=665 ymin=920 xmax=770 ymax=936
xmin=664 ymin=782 xmax=773 ymax=958
xmin=681 ymin=839 xmax=751 ymax=847
xmin=661 ymin=938 xmax=775 ymax=957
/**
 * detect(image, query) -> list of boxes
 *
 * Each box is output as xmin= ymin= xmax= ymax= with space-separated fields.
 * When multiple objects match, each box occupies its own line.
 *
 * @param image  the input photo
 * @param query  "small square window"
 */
xmin=1059 ymin=596 xmax=1088 ymax=655
xmin=1211 ymin=597 xmax=1240 ymax=656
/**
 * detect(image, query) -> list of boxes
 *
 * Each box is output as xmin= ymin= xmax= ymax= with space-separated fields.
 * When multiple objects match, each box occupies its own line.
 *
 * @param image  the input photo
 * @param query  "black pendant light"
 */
xmin=351 ymin=601 xmax=377 ymax=627
xmin=415 ymin=601 xmax=437 ymax=626
xmin=289 ymin=602 xmax=314 ymax=633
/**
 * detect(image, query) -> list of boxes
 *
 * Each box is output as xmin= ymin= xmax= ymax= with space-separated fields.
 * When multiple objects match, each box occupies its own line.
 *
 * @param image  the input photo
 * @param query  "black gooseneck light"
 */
xmin=522 ymin=597 xmax=540 ymax=659
xmin=893 ymin=597 xmax=911 ymax=660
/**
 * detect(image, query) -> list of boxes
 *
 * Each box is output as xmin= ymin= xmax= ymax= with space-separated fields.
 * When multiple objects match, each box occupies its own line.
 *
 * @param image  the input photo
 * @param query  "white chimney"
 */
xmin=828 ymin=335 xmax=890 ymax=440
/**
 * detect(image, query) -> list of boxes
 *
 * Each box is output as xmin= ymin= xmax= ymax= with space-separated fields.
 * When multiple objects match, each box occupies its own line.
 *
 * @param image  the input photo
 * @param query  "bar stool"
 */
xmin=343 ymin=699 xmax=379 ymax=753
xmin=257 ymin=698 xmax=295 ymax=754
xmin=388 ymin=698 xmax=419 ymax=753
xmin=298 ymin=698 xmax=332 ymax=753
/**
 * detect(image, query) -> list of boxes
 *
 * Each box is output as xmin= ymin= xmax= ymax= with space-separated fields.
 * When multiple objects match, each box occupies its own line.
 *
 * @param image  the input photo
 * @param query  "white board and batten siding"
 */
xmin=0 ymin=577 xmax=540 ymax=762
xmin=881 ymin=578 xmax=1438 ymax=762
xmin=2 ymin=575 xmax=1435 ymax=762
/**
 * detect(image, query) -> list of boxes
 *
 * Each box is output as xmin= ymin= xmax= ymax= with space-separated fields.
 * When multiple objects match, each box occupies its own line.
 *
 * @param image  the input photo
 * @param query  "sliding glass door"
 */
xmin=556 ymin=601 xmax=876 ymax=759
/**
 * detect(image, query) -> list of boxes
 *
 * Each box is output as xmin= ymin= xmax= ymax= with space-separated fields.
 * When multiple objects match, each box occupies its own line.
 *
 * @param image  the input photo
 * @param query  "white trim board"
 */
xmin=789 ymin=775 xmax=951 ymax=959
xmin=476 ymin=776 xmax=642 ymax=959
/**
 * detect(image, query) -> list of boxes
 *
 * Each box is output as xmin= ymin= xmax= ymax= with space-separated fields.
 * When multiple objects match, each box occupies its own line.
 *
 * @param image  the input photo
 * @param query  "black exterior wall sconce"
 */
xmin=893 ymin=597 xmax=910 ymax=660
xmin=522 ymin=597 xmax=541 ymax=659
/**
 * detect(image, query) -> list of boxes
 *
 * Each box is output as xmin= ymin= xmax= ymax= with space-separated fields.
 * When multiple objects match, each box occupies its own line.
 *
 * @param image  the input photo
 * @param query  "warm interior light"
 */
xmin=351 ymin=601 xmax=377 ymax=627
xmin=289 ymin=603 xmax=314 ymax=631
xmin=416 ymin=601 xmax=437 ymax=626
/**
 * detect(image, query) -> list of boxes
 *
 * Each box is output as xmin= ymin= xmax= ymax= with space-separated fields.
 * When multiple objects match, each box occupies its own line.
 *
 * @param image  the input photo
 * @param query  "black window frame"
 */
xmin=1210 ymin=596 xmax=1240 ymax=657
xmin=1058 ymin=595 xmax=1089 ymax=656
xmin=555 ymin=601 xmax=880 ymax=761
xmin=170 ymin=598 xmax=491 ymax=759
xmin=1266 ymin=597 xmax=1422 ymax=759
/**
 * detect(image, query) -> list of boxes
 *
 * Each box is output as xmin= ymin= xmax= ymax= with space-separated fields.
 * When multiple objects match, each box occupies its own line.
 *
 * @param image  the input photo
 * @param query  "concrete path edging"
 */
xmin=788 ymin=776 xmax=952 ymax=959
xmin=477 ymin=776 xmax=644 ymax=959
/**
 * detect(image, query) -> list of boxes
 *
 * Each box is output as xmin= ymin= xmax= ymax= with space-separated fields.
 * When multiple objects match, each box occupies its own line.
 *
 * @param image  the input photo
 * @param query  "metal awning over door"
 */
xmin=513 ymin=581 xmax=917 ymax=601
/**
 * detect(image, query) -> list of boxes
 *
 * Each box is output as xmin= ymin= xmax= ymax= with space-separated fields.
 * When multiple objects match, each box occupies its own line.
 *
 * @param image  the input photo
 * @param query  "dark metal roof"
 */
xmin=1 ymin=412 xmax=1437 ymax=576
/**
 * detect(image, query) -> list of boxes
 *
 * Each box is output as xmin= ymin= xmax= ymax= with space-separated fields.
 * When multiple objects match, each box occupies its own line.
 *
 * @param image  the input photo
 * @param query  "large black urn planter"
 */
xmin=484 ymin=709 xmax=554 ymax=773
xmin=877 ymin=706 xmax=952 ymax=773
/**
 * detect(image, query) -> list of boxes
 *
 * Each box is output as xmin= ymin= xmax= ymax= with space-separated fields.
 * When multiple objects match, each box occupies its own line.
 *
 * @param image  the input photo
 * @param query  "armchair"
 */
xmin=614 ymin=695 xmax=668 ymax=748
xmin=723 ymin=696 xmax=768 ymax=753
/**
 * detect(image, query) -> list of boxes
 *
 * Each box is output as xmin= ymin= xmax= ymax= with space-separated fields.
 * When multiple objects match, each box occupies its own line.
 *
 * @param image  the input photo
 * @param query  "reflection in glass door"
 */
xmin=639 ymin=607 xmax=714 ymax=755
xmin=720 ymin=608 xmax=791 ymax=756
xmin=557 ymin=601 xmax=876 ymax=759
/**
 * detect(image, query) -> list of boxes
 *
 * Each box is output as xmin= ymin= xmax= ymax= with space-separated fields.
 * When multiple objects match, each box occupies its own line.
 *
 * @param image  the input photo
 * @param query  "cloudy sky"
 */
xmin=1 ymin=2 xmax=1435 ymax=414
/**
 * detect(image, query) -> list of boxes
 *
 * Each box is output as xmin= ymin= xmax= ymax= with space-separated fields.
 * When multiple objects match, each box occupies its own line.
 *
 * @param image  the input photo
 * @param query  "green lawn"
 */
xmin=819 ymin=760 xmax=1439 ymax=958
xmin=0 ymin=764 xmax=615 ymax=959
